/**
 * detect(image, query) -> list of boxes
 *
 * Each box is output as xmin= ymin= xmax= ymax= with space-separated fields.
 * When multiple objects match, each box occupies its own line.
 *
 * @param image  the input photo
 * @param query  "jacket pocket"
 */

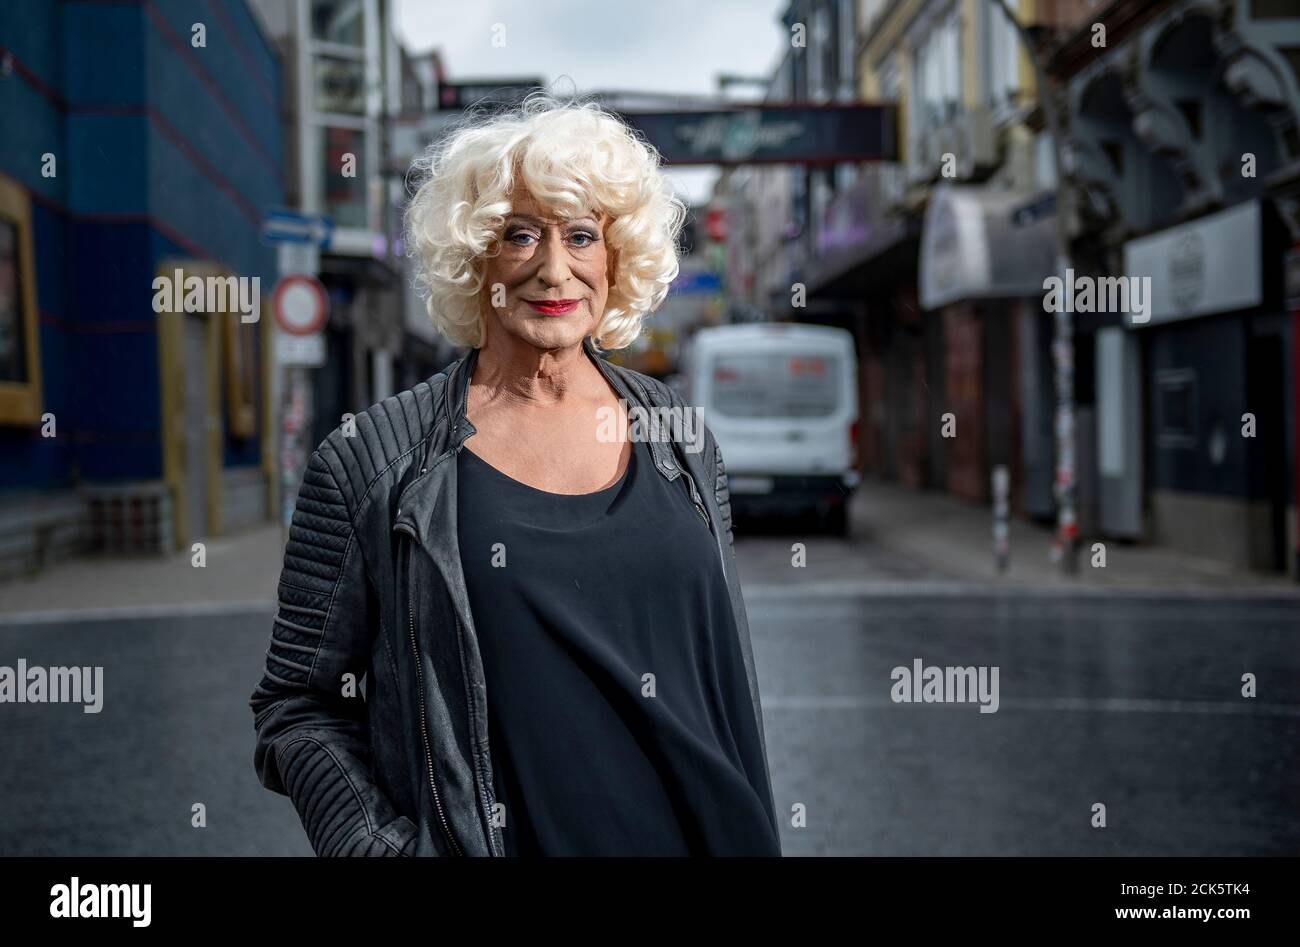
xmin=372 ymin=813 xmax=421 ymax=856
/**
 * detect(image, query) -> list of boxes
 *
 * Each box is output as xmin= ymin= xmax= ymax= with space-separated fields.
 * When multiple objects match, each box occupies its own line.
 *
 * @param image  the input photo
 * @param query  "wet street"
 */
xmin=755 ymin=590 xmax=1300 ymax=855
xmin=1 ymin=539 xmax=1297 ymax=856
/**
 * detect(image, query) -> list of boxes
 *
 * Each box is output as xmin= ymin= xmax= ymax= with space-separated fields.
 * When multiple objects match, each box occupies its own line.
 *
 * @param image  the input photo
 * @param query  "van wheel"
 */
xmin=822 ymin=502 xmax=849 ymax=537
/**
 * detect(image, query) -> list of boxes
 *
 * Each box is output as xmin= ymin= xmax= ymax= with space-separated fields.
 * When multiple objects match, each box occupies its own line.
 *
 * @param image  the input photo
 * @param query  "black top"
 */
xmin=455 ymin=435 xmax=781 ymax=856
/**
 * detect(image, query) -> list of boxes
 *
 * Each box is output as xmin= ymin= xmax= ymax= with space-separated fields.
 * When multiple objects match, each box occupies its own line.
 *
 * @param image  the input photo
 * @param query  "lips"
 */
xmin=526 ymin=299 xmax=580 ymax=315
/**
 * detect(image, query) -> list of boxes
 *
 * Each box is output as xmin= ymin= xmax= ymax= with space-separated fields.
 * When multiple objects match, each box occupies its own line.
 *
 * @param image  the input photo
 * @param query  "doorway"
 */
xmin=1247 ymin=332 xmax=1287 ymax=571
xmin=182 ymin=311 xmax=212 ymax=544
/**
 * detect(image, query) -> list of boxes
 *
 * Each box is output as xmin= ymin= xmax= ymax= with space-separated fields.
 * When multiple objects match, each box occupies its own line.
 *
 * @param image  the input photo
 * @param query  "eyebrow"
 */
xmin=505 ymin=213 xmax=599 ymax=227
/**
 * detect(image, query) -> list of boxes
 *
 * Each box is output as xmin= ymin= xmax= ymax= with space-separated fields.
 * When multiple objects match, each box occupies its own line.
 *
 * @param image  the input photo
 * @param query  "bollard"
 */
xmin=992 ymin=464 xmax=1010 ymax=574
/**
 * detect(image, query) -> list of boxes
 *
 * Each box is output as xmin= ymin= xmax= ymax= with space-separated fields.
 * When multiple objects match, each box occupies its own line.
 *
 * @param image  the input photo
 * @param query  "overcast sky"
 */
xmin=393 ymin=0 xmax=790 ymax=204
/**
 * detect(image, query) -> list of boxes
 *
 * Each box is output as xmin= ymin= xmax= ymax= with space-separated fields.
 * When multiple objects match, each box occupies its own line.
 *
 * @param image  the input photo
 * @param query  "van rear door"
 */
xmin=704 ymin=342 xmax=854 ymax=485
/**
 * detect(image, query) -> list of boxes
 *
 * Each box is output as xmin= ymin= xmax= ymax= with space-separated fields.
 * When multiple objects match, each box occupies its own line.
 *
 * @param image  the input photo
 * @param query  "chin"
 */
xmin=514 ymin=315 xmax=592 ymax=351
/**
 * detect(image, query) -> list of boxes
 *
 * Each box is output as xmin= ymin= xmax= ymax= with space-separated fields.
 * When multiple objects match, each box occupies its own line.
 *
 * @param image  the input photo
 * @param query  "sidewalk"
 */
xmin=2 ymin=481 xmax=1298 ymax=619
xmin=849 ymin=476 xmax=1300 ymax=595
xmin=0 ymin=523 xmax=284 ymax=619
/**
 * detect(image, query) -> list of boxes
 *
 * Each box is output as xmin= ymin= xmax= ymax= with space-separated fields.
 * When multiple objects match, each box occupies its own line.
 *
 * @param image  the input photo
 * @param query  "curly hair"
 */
xmin=402 ymin=92 xmax=687 ymax=351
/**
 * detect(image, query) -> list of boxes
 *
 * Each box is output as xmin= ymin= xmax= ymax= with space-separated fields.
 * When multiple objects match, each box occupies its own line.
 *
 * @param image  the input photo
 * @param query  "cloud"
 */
xmin=394 ymin=0 xmax=787 ymax=97
xmin=393 ymin=0 xmax=789 ymax=204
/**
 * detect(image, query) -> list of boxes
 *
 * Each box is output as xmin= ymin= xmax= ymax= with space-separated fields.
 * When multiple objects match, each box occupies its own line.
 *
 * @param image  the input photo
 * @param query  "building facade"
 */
xmin=1053 ymin=0 xmax=1300 ymax=574
xmin=792 ymin=0 xmax=1299 ymax=577
xmin=249 ymin=0 xmax=447 ymax=452
xmin=0 ymin=0 xmax=283 ymax=577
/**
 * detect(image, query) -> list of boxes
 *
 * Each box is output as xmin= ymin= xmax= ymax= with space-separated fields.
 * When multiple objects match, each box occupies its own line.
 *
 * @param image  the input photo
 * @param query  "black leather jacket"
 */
xmin=249 ymin=335 xmax=778 ymax=856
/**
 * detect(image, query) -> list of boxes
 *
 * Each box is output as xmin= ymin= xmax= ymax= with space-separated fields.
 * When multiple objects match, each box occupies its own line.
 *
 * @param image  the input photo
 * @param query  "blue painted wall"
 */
xmin=0 ymin=0 xmax=282 ymax=489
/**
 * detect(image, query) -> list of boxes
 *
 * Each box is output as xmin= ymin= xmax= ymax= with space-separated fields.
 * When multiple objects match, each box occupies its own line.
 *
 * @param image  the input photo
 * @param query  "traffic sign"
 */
xmin=278 ymin=242 xmax=319 ymax=278
xmin=262 ymin=208 xmax=334 ymax=247
xmin=277 ymin=333 xmax=326 ymax=367
xmin=272 ymin=275 xmax=328 ymax=336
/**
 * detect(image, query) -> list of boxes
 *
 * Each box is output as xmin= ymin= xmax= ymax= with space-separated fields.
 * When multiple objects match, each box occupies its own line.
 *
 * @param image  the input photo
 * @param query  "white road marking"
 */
xmin=763 ymin=695 xmax=1300 ymax=716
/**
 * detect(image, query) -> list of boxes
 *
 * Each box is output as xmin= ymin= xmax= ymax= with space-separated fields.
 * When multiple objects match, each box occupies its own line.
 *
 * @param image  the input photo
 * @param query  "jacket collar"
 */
xmin=441 ymin=334 xmax=666 ymax=455
xmin=397 ymin=335 xmax=679 ymax=543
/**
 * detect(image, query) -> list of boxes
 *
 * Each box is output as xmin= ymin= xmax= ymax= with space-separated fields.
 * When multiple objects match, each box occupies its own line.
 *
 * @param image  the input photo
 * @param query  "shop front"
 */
xmin=1123 ymin=199 xmax=1295 ymax=573
xmin=918 ymin=183 xmax=1058 ymax=510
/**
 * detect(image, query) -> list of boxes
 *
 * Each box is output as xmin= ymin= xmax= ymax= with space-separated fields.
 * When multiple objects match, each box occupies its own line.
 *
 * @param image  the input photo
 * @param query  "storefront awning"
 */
xmin=919 ymin=184 xmax=1059 ymax=310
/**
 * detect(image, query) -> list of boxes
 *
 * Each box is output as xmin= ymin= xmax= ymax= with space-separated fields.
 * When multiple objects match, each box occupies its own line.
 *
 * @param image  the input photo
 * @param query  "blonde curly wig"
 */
xmin=403 ymin=92 xmax=687 ymax=351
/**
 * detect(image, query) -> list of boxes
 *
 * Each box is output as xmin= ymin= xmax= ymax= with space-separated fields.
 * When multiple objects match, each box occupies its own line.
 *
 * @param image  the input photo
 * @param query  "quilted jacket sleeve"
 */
xmin=713 ymin=435 xmax=737 ymax=555
xmin=710 ymin=429 xmax=772 ymax=749
xmin=249 ymin=443 xmax=420 ymax=856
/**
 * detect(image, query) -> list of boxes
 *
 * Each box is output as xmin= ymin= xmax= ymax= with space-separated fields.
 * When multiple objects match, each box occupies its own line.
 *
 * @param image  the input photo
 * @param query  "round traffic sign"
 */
xmin=272 ymin=275 xmax=328 ymax=336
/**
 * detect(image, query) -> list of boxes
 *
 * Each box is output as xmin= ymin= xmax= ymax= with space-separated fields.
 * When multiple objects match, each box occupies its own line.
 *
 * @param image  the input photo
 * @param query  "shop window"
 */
xmin=314 ymin=55 xmax=366 ymax=115
xmin=222 ymin=279 xmax=258 ymax=440
xmin=320 ymin=126 xmax=367 ymax=229
xmin=909 ymin=6 xmax=964 ymax=155
xmin=311 ymin=0 xmax=365 ymax=48
xmin=0 ymin=174 xmax=42 ymax=425
xmin=1155 ymin=368 xmax=1197 ymax=448
xmin=989 ymin=4 xmax=1021 ymax=110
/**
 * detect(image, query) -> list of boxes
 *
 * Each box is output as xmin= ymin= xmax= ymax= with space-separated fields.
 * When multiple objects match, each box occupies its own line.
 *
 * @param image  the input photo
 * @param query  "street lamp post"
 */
xmin=988 ymin=0 xmax=1079 ymax=574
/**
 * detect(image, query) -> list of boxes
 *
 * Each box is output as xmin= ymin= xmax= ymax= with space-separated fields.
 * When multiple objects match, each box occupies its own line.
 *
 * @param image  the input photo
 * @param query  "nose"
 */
xmin=534 ymin=228 xmax=572 ymax=288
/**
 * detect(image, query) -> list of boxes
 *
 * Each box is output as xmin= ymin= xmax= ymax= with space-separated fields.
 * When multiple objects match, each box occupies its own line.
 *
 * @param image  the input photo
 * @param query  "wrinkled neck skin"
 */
xmin=470 ymin=323 xmax=611 ymax=416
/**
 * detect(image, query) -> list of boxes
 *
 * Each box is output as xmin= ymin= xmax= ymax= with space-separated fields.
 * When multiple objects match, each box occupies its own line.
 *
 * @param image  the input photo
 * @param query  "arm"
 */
xmin=710 ymin=430 xmax=780 ymax=832
xmin=250 ymin=443 xmax=421 ymax=856
xmin=712 ymin=435 xmax=738 ymax=556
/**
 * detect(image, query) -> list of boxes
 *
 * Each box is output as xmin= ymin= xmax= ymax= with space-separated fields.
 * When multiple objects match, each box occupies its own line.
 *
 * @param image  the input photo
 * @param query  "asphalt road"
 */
xmin=757 ymin=592 xmax=1300 ymax=855
xmin=0 ymin=546 xmax=1297 ymax=855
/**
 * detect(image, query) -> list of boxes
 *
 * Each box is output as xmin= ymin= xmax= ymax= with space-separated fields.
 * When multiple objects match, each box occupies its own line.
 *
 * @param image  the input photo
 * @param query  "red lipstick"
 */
xmin=526 ymin=299 xmax=580 ymax=315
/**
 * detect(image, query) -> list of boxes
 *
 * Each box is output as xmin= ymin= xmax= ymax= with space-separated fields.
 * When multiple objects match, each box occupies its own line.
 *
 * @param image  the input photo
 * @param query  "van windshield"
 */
xmin=710 ymin=351 xmax=841 ymax=419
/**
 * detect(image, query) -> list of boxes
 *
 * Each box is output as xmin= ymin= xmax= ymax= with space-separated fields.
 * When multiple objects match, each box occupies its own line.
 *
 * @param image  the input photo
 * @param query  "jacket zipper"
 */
xmin=683 ymin=464 xmax=713 ymax=530
xmin=683 ymin=457 xmax=730 ymax=579
xmin=692 ymin=496 xmax=709 ymax=526
xmin=456 ymin=604 xmax=504 ymax=857
xmin=399 ymin=527 xmax=464 ymax=857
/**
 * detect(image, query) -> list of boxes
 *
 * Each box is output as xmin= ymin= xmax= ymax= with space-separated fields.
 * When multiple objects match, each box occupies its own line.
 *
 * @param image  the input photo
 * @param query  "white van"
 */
xmin=681 ymin=323 xmax=859 ymax=535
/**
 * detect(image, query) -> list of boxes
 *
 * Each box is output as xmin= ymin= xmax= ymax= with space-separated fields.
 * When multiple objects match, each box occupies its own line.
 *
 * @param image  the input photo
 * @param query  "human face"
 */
xmin=480 ymin=186 xmax=612 ymax=352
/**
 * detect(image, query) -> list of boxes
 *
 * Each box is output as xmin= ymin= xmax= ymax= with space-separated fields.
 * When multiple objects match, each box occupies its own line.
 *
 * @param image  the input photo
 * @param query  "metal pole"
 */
xmin=988 ymin=0 xmax=1079 ymax=573
xmin=1289 ymin=242 xmax=1300 ymax=580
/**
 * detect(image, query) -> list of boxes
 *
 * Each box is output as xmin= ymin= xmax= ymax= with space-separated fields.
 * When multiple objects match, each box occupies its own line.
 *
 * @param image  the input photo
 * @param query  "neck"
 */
xmin=470 ymin=332 xmax=602 ymax=410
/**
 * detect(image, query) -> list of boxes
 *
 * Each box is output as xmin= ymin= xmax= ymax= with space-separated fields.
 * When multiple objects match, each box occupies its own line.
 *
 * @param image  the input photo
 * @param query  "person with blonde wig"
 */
xmin=251 ymin=93 xmax=781 ymax=857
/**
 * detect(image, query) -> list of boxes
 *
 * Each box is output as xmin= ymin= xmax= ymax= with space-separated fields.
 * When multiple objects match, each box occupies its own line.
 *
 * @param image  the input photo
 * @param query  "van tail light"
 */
xmin=848 ymin=419 xmax=859 ymax=468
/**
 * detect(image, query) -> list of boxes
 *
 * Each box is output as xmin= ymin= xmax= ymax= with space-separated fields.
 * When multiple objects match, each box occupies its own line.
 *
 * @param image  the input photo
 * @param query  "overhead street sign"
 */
xmin=617 ymin=103 xmax=898 ymax=166
xmin=262 ymin=209 xmax=334 ymax=247
xmin=437 ymin=79 xmax=543 ymax=111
